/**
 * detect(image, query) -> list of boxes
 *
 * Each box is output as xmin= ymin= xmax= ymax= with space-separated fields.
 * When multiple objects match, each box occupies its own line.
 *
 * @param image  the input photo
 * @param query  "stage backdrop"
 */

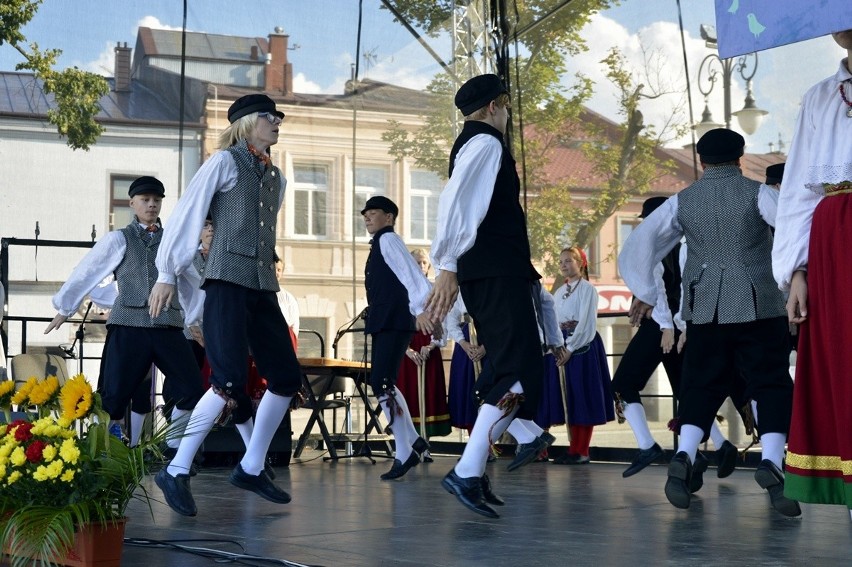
xmin=715 ymin=0 xmax=852 ymax=59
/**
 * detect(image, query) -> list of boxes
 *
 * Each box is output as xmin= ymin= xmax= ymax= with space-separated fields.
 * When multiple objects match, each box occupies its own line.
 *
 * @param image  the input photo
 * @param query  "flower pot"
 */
xmin=4 ymin=518 xmax=126 ymax=567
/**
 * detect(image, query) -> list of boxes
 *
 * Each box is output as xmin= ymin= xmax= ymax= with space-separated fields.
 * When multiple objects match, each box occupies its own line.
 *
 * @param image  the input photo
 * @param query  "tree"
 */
xmin=381 ymin=2 xmax=688 ymax=279
xmin=1 ymin=0 xmax=108 ymax=150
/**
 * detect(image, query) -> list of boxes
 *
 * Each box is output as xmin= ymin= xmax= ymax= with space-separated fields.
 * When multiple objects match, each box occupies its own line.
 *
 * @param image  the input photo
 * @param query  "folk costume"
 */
xmin=362 ymin=196 xmax=432 ymax=480
xmin=154 ymin=95 xmax=297 ymax=516
xmin=619 ymin=128 xmax=798 ymax=516
xmin=395 ymin=330 xmax=452 ymax=439
xmin=445 ymin=295 xmax=482 ymax=431
xmin=773 ymin=58 xmax=852 ymax=512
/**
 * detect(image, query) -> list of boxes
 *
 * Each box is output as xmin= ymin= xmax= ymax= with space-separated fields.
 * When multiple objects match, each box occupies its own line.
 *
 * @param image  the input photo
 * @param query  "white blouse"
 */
xmin=773 ymin=59 xmax=852 ymax=290
xmin=551 ymin=278 xmax=598 ymax=353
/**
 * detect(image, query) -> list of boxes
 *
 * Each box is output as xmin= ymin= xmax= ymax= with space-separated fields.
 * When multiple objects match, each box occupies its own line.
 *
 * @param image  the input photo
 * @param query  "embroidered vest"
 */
xmin=363 ymin=226 xmax=415 ymax=334
xmin=202 ymin=140 xmax=282 ymax=291
xmin=677 ymin=166 xmax=785 ymax=324
xmin=108 ymin=223 xmax=183 ymax=328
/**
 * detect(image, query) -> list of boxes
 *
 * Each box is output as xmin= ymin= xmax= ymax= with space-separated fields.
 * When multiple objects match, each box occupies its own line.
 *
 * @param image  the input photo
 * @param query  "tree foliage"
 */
xmin=381 ymin=1 xmax=688 ymax=279
xmin=1 ymin=0 xmax=108 ymax=150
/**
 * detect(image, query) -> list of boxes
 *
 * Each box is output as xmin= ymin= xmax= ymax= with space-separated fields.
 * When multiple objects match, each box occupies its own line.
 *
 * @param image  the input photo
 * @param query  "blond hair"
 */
xmin=466 ymin=92 xmax=511 ymax=120
xmin=218 ymin=113 xmax=260 ymax=149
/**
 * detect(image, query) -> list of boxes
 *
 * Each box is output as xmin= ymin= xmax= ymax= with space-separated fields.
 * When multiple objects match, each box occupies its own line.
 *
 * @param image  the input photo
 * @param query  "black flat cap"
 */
xmin=128 ymin=176 xmax=165 ymax=198
xmin=454 ymin=74 xmax=509 ymax=116
xmin=639 ymin=196 xmax=668 ymax=218
xmin=765 ymin=163 xmax=785 ymax=185
xmin=360 ymin=195 xmax=398 ymax=217
xmin=228 ymin=94 xmax=284 ymax=123
xmin=696 ymin=128 xmax=745 ymax=164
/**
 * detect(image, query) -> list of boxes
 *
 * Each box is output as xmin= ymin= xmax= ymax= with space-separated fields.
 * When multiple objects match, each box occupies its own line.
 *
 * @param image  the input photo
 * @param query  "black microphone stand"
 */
xmin=332 ymin=307 xmax=367 ymax=358
xmin=62 ymin=301 xmax=93 ymax=375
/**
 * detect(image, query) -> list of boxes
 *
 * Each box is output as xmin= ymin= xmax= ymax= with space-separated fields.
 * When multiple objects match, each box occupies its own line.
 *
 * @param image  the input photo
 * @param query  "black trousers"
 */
xmin=368 ymin=329 xmax=414 ymax=396
xmin=679 ymin=316 xmax=793 ymax=436
xmin=100 ymin=325 xmax=204 ymax=420
xmin=460 ymin=277 xmax=544 ymax=417
xmin=202 ymin=280 xmax=301 ymax=398
xmin=610 ymin=318 xmax=682 ymax=405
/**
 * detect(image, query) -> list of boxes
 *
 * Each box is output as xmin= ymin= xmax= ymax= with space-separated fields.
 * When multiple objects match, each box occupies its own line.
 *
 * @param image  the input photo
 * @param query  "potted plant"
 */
xmin=0 ymin=373 xmax=154 ymax=567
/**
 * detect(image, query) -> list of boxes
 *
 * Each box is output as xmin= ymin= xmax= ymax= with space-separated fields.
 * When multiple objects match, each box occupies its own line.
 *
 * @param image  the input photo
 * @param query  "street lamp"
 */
xmin=694 ymin=24 xmax=768 ymax=138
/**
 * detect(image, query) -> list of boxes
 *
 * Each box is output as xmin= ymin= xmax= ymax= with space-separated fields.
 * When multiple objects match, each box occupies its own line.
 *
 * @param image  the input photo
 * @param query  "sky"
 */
xmin=0 ymin=0 xmax=843 ymax=155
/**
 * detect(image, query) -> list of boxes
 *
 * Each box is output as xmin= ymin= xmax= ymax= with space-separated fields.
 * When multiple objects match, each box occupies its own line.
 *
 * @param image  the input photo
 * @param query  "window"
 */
xmin=587 ymin=234 xmax=601 ymax=278
xmin=109 ymin=176 xmax=139 ymax=231
xmin=293 ymin=164 xmax=328 ymax=237
xmin=409 ymin=170 xmax=442 ymax=241
xmin=353 ymin=166 xmax=388 ymax=239
xmin=616 ymin=217 xmax=641 ymax=278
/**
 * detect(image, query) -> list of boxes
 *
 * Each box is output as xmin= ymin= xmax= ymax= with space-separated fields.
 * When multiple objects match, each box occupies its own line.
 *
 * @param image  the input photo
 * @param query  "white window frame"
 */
xmin=291 ymin=163 xmax=329 ymax=239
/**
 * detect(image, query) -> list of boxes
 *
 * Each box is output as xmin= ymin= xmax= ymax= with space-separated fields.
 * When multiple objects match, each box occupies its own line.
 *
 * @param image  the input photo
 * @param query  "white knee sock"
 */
xmin=129 ymin=411 xmax=146 ymax=448
xmin=240 ymin=391 xmax=291 ymax=475
xmin=751 ymin=400 xmax=759 ymax=428
xmin=167 ymin=389 xmax=223 ymax=476
xmin=623 ymin=402 xmax=656 ymax=450
xmin=677 ymin=424 xmax=704 ymax=464
xmin=455 ymin=382 xmax=522 ymax=478
xmin=760 ymin=432 xmax=786 ymax=469
xmin=709 ymin=420 xmax=727 ymax=449
xmin=166 ymin=407 xmax=191 ymax=449
xmin=379 ymin=390 xmax=416 ymax=462
xmin=235 ymin=418 xmax=254 ymax=449
xmin=506 ymin=419 xmax=537 ymax=444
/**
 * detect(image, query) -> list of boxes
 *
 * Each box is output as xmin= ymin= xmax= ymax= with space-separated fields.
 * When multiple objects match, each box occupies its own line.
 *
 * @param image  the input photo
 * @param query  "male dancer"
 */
xmin=426 ymin=74 xmax=567 ymax=518
xmin=46 ymin=176 xmax=204 ymax=436
xmin=150 ymin=94 xmax=298 ymax=516
xmin=361 ymin=195 xmax=432 ymax=480
xmin=619 ymin=128 xmax=798 ymax=517
xmin=613 ymin=197 xmax=737 ymax=480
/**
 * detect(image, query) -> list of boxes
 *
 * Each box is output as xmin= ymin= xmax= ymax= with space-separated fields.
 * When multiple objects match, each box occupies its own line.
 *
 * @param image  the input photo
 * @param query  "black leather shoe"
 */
xmin=412 ymin=436 xmax=430 ymax=456
xmin=716 ymin=440 xmax=738 ymax=478
xmin=665 ymin=451 xmax=693 ymax=509
xmin=155 ymin=468 xmax=197 ymax=516
xmin=162 ymin=447 xmax=200 ymax=477
xmin=622 ymin=442 xmax=663 ymax=478
xmin=229 ymin=464 xmax=291 ymax=503
xmin=380 ymin=451 xmax=420 ymax=480
xmin=507 ymin=436 xmax=546 ymax=471
xmin=552 ymin=453 xmax=590 ymax=465
xmin=539 ymin=431 xmax=556 ymax=447
xmin=754 ymin=460 xmax=802 ymax=517
xmin=689 ymin=451 xmax=709 ymax=493
xmin=481 ymin=473 xmax=504 ymax=506
xmin=441 ymin=469 xmax=499 ymax=518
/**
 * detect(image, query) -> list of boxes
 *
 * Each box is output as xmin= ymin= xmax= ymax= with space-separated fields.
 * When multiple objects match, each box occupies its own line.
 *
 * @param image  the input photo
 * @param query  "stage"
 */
xmin=119 ymin=451 xmax=850 ymax=566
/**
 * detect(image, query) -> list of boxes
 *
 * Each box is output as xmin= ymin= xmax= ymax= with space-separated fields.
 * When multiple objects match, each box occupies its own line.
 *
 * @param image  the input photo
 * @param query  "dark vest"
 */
xmin=661 ymin=243 xmax=682 ymax=315
xmin=202 ymin=141 xmax=281 ymax=292
xmin=449 ymin=121 xmax=540 ymax=283
xmin=364 ymin=226 xmax=415 ymax=334
xmin=677 ymin=165 xmax=785 ymax=324
xmin=108 ymin=223 xmax=183 ymax=328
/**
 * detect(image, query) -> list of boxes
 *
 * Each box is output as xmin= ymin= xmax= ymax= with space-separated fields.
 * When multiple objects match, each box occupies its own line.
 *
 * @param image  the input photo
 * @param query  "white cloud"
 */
xmin=136 ymin=16 xmax=186 ymax=32
xmin=84 ymin=43 xmax=117 ymax=76
xmin=293 ymin=72 xmax=323 ymax=94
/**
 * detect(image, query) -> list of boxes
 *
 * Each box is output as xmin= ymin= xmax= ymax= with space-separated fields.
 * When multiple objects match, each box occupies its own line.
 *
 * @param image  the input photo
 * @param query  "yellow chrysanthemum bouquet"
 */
xmin=0 ymin=374 xmax=152 ymax=565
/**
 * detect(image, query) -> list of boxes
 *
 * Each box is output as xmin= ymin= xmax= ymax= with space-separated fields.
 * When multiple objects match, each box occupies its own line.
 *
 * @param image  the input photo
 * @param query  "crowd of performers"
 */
xmin=42 ymin=29 xmax=852 ymax=522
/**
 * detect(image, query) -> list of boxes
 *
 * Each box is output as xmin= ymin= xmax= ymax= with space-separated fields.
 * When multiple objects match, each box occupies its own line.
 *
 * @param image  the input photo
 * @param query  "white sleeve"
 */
xmin=758 ymin=184 xmax=780 ymax=228
xmin=380 ymin=233 xmax=431 ymax=317
xmin=88 ymin=277 xmax=118 ymax=310
xmin=430 ymin=135 xmax=501 ymax=273
xmin=176 ymin=261 xmax=204 ymax=327
xmin=617 ymin=196 xmax=683 ymax=306
xmin=52 ymin=232 xmax=126 ymax=317
xmin=445 ymin=298 xmax=465 ymax=343
xmin=650 ymin=262 xmax=673 ymax=330
xmin=673 ymin=242 xmax=687 ymax=332
xmin=156 ymin=152 xmax=238 ymax=284
xmin=565 ymin=283 xmax=598 ymax=353
xmin=772 ymin=97 xmax=822 ymax=290
xmin=539 ymin=286 xmax=562 ymax=347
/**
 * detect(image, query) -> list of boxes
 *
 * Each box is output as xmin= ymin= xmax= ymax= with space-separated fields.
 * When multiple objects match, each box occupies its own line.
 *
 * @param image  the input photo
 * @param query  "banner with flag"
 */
xmin=715 ymin=0 xmax=852 ymax=59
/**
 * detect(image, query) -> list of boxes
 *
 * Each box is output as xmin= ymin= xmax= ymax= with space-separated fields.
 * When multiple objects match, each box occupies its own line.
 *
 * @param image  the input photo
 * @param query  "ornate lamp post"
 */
xmin=694 ymin=24 xmax=768 ymax=138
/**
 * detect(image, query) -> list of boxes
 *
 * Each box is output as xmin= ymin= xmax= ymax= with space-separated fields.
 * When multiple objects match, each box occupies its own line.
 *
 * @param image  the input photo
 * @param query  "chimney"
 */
xmin=265 ymin=27 xmax=293 ymax=94
xmin=114 ymin=42 xmax=132 ymax=92
xmin=250 ymin=45 xmax=259 ymax=61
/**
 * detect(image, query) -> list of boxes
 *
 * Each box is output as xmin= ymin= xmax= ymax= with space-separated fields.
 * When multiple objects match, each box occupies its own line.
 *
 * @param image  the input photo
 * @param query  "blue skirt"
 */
xmin=447 ymin=323 xmax=480 ymax=430
xmin=535 ymin=333 xmax=615 ymax=427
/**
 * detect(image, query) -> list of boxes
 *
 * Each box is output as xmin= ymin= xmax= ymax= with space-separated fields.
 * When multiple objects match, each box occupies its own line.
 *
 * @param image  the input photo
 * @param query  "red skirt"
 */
xmin=396 ymin=332 xmax=451 ymax=438
xmin=785 ymin=193 xmax=852 ymax=508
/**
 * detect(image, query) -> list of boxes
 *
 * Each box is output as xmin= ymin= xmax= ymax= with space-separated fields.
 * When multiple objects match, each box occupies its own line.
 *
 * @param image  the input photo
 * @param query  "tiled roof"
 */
xmin=138 ymin=27 xmax=268 ymax=63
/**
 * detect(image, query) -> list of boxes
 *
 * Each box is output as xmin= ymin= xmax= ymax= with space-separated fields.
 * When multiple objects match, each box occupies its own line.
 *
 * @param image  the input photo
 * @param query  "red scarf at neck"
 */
xmin=247 ymin=143 xmax=271 ymax=167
